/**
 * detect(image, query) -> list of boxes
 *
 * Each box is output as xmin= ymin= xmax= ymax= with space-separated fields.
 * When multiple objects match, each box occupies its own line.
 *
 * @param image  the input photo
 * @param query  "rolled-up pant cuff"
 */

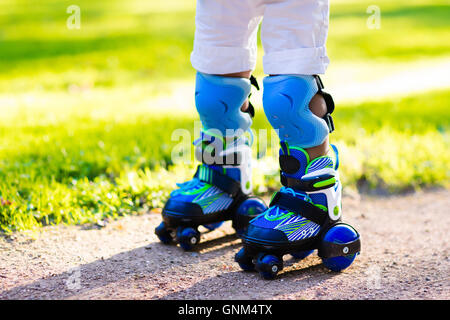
xmin=191 ymin=43 xmax=257 ymax=75
xmin=263 ymin=47 xmax=330 ymax=75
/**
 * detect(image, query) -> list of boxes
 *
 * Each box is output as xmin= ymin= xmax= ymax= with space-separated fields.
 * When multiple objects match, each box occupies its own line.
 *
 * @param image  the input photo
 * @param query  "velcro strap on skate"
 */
xmin=314 ymin=75 xmax=335 ymax=133
xmin=280 ymin=172 xmax=336 ymax=192
xmin=194 ymin=165 xmax=242 ymax=197
xmin=269 ymin=192 xmax=327 ymax=226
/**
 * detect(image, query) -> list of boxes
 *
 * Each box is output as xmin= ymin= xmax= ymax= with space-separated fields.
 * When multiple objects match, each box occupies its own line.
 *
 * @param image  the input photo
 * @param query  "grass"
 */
xmin=0 ymin=0 xmax=449 ymax=232
xmin=1 ymin=0 xmax=449 ymax=91
xmin=0 ymin=89 xmax=448 ymax=233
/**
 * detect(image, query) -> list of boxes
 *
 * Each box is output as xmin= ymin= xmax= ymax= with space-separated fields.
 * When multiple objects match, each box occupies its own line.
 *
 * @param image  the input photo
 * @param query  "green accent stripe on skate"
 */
xmin=313 ymin=177 xmax=336 ymax=189
xmin=269 ymin=192 xmax=278 ymax=204
xmin=198 ymin=165 xmax=212 ymax=183
xmin=264 ymin=211 xmax=294 ymax=221
xmin=313 ymin=203 xmax=328 ymax=212
xmin=181 ymin=184 xmax=209 ymax=196
xmin=199 ymin=166 xmax=203 ymax=180
xmin=277 ymin=220 xmax=310 ymax=235
xmin=305 ymin=155 xmax=333 ymax=173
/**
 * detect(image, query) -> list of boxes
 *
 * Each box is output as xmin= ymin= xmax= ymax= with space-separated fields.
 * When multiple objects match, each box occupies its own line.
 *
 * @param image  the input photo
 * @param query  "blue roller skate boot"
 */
xmin=155 ymin=129 xmax=267 ymax=251
xmin=235 ymin=141 xmax=361 ymax=279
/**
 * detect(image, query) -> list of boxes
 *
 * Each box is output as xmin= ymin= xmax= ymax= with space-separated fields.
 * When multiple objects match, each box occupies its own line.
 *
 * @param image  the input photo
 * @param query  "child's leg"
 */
xmin=261 ymin=0 xmax=337 ymax=219
xmin=236 ymin=0 xmax=360 ymax=278
xmin=261 ymin=0 xmax=332 ymax=159
xmin=155 ymin=0 xmax=268 ymax=249
xmin=191 ymin=0 xmax=264 ymax=137
xmin=190 ymin=0 xmax=264 ymax=187
xmin=191 ymin=0 xmax=264 ymax=114
xmin=261 ymin=0 xmax=330 ymax=75
xmin=191 ymin=0 xmax=264 ymax=76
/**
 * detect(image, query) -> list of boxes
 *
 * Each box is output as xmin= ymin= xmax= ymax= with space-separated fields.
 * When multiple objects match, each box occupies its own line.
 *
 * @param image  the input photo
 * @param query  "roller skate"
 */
xmin=235 ymin=141 xmax=361 ymax=279
xmin=155 ymin=130 xmax=267 ymax=250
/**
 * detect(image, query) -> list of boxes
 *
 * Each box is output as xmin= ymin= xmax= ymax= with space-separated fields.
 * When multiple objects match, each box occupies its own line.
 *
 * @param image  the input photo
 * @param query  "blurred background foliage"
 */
xmin=0 ymin=0 xmax=448 ymax=232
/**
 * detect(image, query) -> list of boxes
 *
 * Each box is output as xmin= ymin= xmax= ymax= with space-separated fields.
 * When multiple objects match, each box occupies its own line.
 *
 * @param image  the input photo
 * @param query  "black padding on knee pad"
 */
xmin=244 ymin=102 xmax=255 ymax=118
xmin=242 ymin=75 xmax=260 ymax=119
xmin=314 ymin=75 xmax=336 ymax=133
xmin=324 ymin=113 xmax=335 ymax=133
xmin=321 ymin=91 xmax=335 ymax=115
xmin=250 ymin=75 xmax=260 ymax=91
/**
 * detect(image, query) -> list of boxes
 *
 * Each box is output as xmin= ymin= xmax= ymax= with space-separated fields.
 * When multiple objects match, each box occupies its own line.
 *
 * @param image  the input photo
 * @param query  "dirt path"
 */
xmin=1 ymin=189 xmax=449 ymax=300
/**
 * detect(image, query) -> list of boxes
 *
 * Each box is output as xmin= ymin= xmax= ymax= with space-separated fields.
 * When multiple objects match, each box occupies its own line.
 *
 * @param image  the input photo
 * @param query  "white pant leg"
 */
xmin=191 ymin=0 xmax=264 ymax=75
xmin=261 ymin=0 xmax=330 ymax=75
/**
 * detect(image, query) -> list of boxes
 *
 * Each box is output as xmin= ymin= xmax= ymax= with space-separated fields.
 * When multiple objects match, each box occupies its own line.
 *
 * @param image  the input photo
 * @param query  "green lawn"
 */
xmin=0 ymin=0 xmax=449 ymax=233
xmin=1 ymin=89 xmax=448 ymax=233
xmin=1 ymin=0 xmax=449 ymax=91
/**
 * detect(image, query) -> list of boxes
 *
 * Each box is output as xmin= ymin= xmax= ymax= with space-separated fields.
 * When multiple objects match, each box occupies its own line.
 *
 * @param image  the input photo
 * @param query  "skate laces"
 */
xmin=175 ymin=178 xmax=201 ymax=190
xmin=171 ymin=177 xmax=205 ymax=196
xmin=266 ymin=206 xmax=286 ymax=219
xmin=280 ymin=187 xmax=310 ymax=201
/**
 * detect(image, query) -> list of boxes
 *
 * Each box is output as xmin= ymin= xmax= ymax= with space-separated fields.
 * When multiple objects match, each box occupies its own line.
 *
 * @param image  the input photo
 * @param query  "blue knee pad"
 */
xmin=263 ymin=75 xmax=330 ymax=148
xmin=195 ymin=72 xmax=252 ymax=137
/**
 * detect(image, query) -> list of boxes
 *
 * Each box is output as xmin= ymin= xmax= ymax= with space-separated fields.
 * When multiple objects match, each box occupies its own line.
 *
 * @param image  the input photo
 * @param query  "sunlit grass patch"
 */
xmin=0 ymin=0 xmax=449 ymax=233
xmin=0 ymin=89 xmax=448 ymax=233
xmin=1 ymin=0 xmax=449 ymax=91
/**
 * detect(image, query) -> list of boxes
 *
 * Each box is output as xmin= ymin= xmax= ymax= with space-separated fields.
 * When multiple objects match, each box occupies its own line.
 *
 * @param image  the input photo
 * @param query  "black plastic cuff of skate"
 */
xmin=279 ymin=155 xmax=301 ymax=174
xmin=323 ymin=113 xmax=335 ymax=133
xmin=319 ymin=233 xmax=361 ymax=258
xmin=269 ymin=192 xmax=327 ymax=226
xmin=280 ymin=172 xmax=336 ymax=192
xmin=194 ymin=165 xmax=243 ymax=197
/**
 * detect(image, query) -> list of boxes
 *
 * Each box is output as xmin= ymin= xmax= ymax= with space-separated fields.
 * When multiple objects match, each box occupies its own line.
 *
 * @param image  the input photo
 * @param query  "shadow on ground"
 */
xmin=160 ymin=258 xmax=338 ymax=300
xmin=1 ymin=230 xmax=340 ymax=300
xmin=0 ymin=232 xmax=243 ymax=299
